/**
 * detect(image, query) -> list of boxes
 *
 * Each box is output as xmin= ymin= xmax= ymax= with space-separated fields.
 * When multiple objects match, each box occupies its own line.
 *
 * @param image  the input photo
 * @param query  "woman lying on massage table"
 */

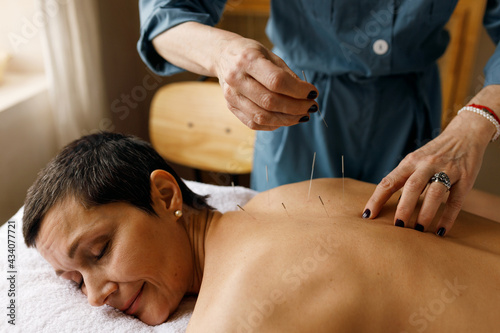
xmin=23 ymin=133 xmax=500 ymax=332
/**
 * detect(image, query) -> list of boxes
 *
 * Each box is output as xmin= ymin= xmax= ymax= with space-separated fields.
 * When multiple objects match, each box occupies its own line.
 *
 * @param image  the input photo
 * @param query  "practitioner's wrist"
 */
xmin=457 ymin=105 xmax=500 ymax=142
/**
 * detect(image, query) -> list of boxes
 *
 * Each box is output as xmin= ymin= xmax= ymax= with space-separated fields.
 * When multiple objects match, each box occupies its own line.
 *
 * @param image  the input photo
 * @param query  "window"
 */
xmin=0 ymin=0 xmax=47 ymax=111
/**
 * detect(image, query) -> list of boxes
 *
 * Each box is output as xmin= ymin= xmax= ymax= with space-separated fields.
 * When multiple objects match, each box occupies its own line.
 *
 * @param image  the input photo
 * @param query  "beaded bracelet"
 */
xmin=469 ymin=103 xmax=500 ymax=125
xmin=458 ymin=105 xmax=500 ymax=142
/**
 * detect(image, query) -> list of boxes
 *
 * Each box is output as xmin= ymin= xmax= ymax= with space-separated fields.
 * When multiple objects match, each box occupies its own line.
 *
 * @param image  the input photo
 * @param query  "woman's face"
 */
xmin=36 ymin=196 xmax=194 ymax=325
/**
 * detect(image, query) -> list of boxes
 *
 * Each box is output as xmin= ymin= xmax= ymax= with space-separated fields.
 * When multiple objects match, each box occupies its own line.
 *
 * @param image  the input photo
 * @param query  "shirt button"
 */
xmin=373 ymin=39 xmax=389 ymax=55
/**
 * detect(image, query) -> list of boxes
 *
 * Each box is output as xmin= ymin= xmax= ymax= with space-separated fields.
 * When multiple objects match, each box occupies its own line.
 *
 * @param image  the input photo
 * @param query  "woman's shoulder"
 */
xmin=244 ymin=178 xmax=378 ymax=211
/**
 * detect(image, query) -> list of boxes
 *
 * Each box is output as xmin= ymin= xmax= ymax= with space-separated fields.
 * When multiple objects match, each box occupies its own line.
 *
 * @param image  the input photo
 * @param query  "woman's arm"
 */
xmin=152 ymin=22 xmax=319 ymax=130
xmin=152 ymin=22 xmax=230 ymax=77
xmin=364 ymin=85 xmax=500 ymax=235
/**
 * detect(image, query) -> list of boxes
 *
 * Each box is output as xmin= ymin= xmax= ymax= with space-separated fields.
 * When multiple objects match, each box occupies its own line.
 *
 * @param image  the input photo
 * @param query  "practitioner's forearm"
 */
xmin=152 ymin=22 xmax=241 ymax=77
xmin=152 ymin=21 xmax=319 ymax=131
xmin=468 ymin=84 xmax=500 ymax=114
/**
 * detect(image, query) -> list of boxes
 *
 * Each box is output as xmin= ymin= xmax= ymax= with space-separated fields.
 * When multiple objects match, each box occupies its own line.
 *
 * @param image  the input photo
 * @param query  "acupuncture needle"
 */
xmin=307 ymin=152 xmax=316 ymax=201
xmin=319 ymin=195 xmax=329 ymax=217
xmin=237 ymin=205 xmax=256 ymax=219
xmin=282 ymin=202 xmax=290 ymax=217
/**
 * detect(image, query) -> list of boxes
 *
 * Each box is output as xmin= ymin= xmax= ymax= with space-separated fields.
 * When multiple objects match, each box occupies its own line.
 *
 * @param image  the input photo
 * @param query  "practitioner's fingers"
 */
xmin=433 ymin=181 xmax=469 ymax=237
xmin=233 ymin=73 xmax=319 ymax=117
xmin=413 ymin=177 xmax=451 ymax=232
xmin=247 ymin=51 xmax=318 ymax=100
xmin=393 ymin=170 xmax=436 ymax=229
xmin=362 ymin=165 xmax=411 ymax=220
xmin=216 ymin=37 xmax=319 ymax=129
xmin=222 ymin=81 xmax=313 ymax=130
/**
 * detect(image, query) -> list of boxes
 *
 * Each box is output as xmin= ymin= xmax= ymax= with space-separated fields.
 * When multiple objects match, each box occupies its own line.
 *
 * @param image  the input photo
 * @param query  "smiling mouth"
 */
xmin=121 ymin=282 xmax=145 ymax=316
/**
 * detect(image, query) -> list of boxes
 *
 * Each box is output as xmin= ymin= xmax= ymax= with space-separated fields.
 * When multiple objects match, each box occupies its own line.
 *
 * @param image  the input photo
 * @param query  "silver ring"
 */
xmin=429 ymin=171 xmax=451 ymax=191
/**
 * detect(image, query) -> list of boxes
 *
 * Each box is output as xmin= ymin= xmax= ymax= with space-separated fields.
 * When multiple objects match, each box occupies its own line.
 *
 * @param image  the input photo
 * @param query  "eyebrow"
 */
xmin=66 ymin=223 xmax=107 ymax=260
xmin=53 ymin=235 xmax=84 ymax=277
xmin=54 ymin=228 xmax=112 ymax=277
xmin=68 ymin=234 xmax=85 ymax=260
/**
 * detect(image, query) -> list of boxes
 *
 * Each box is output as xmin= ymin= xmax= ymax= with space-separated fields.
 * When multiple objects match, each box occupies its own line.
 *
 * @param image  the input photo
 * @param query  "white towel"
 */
xmin=0 ymin=181 xmax=257 ymax=333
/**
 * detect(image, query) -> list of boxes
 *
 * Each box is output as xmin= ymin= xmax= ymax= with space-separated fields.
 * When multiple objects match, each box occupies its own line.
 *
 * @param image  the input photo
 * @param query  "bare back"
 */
xmin=187 ymin=179 xmax=500 ymax=332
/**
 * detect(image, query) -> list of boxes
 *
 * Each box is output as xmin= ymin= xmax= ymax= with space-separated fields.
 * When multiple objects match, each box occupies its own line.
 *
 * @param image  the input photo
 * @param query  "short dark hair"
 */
xmin=23 ymin=132 xmax=211 ymax=247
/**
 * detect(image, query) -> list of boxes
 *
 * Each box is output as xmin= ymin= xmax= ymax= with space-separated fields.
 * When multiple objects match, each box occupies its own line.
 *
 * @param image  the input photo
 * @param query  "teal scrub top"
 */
xmin=138 ymin=0 xmax=500 ymax=191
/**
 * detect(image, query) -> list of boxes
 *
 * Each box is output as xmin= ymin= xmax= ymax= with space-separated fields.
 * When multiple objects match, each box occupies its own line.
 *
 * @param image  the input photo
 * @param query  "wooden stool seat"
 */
xmin=149 ymin=81 xmax=255 ymax=174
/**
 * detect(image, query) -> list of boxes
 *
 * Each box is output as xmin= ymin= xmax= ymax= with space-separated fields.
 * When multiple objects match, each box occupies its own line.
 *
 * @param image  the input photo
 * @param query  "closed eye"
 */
xmin=73 ymin=239 xmax=110 ymax=289
xmin=96 ymin=241 xmax=109 ymax=260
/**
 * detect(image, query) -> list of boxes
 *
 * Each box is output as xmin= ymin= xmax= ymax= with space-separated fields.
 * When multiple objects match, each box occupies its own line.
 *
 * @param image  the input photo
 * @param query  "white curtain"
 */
xmin=38 ymin=0 xmax=107 ymax=147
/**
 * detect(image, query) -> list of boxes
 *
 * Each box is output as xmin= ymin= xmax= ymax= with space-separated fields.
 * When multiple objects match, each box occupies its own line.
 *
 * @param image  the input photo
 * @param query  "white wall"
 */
xmin=0 ymin=0 xmax=46 ymax=73
xmin=0 ymin=91 xmax=58 ymax=223
xmin=0 ymin=0 xmax=58 ymax=223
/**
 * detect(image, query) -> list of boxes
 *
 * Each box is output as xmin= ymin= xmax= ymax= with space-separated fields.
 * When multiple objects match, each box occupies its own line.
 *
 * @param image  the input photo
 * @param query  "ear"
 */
xmin=150 ymin=169 xmax=183 ymax=215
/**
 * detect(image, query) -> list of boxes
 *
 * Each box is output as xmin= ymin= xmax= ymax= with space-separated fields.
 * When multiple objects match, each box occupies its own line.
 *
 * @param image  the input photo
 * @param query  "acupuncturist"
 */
xmin=137 ymin=1 xmax=500 ymax=236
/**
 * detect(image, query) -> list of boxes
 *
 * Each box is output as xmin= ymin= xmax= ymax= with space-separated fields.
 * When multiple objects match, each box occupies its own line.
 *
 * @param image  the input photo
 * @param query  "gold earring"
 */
xmin=174 ymin=210 xmax=183 ymax=218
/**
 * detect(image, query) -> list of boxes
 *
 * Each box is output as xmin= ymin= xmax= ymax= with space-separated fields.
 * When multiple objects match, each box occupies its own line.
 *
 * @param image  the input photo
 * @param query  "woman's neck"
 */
xmin=182 ymin=207 xmax=220 ymax=294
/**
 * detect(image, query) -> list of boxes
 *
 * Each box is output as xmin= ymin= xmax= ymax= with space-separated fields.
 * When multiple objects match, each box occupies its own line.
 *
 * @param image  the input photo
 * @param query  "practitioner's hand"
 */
xmin=362 ymin=109 xmax=496 ymax=237
xmin=153 ymin=22 xmax=318 ymax=130
xmin=214 ymin=36 xmax=319 ymax=130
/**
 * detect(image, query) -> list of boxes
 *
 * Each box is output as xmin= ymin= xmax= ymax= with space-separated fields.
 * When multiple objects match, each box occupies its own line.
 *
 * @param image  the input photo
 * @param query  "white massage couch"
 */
xmin=0 ymin=181 xmax=257 ymax=332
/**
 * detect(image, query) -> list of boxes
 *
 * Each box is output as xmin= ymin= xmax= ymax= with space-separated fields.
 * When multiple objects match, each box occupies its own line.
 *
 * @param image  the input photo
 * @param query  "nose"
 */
xmin=83 ymin=273 xmax=118 ymax=307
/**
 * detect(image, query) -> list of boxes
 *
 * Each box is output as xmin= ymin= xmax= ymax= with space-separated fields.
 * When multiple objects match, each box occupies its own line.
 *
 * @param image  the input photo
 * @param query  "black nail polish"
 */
xmin=307 ymin=91 xmax=318 ymax=99
xmin=308 ymin=105 xmax=318 ymax=113
xmin=299 ymin=116 xmax=310 ymax=123
xmin=362 ymin=209 xmax=371 ymax=219
xmin=395 ymin=219 xmax=405 ymax=228
xmin=415 ymin=223 xmax=424 ymax=232
xmin=437 ymin=227 xmax=446 ymax=237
